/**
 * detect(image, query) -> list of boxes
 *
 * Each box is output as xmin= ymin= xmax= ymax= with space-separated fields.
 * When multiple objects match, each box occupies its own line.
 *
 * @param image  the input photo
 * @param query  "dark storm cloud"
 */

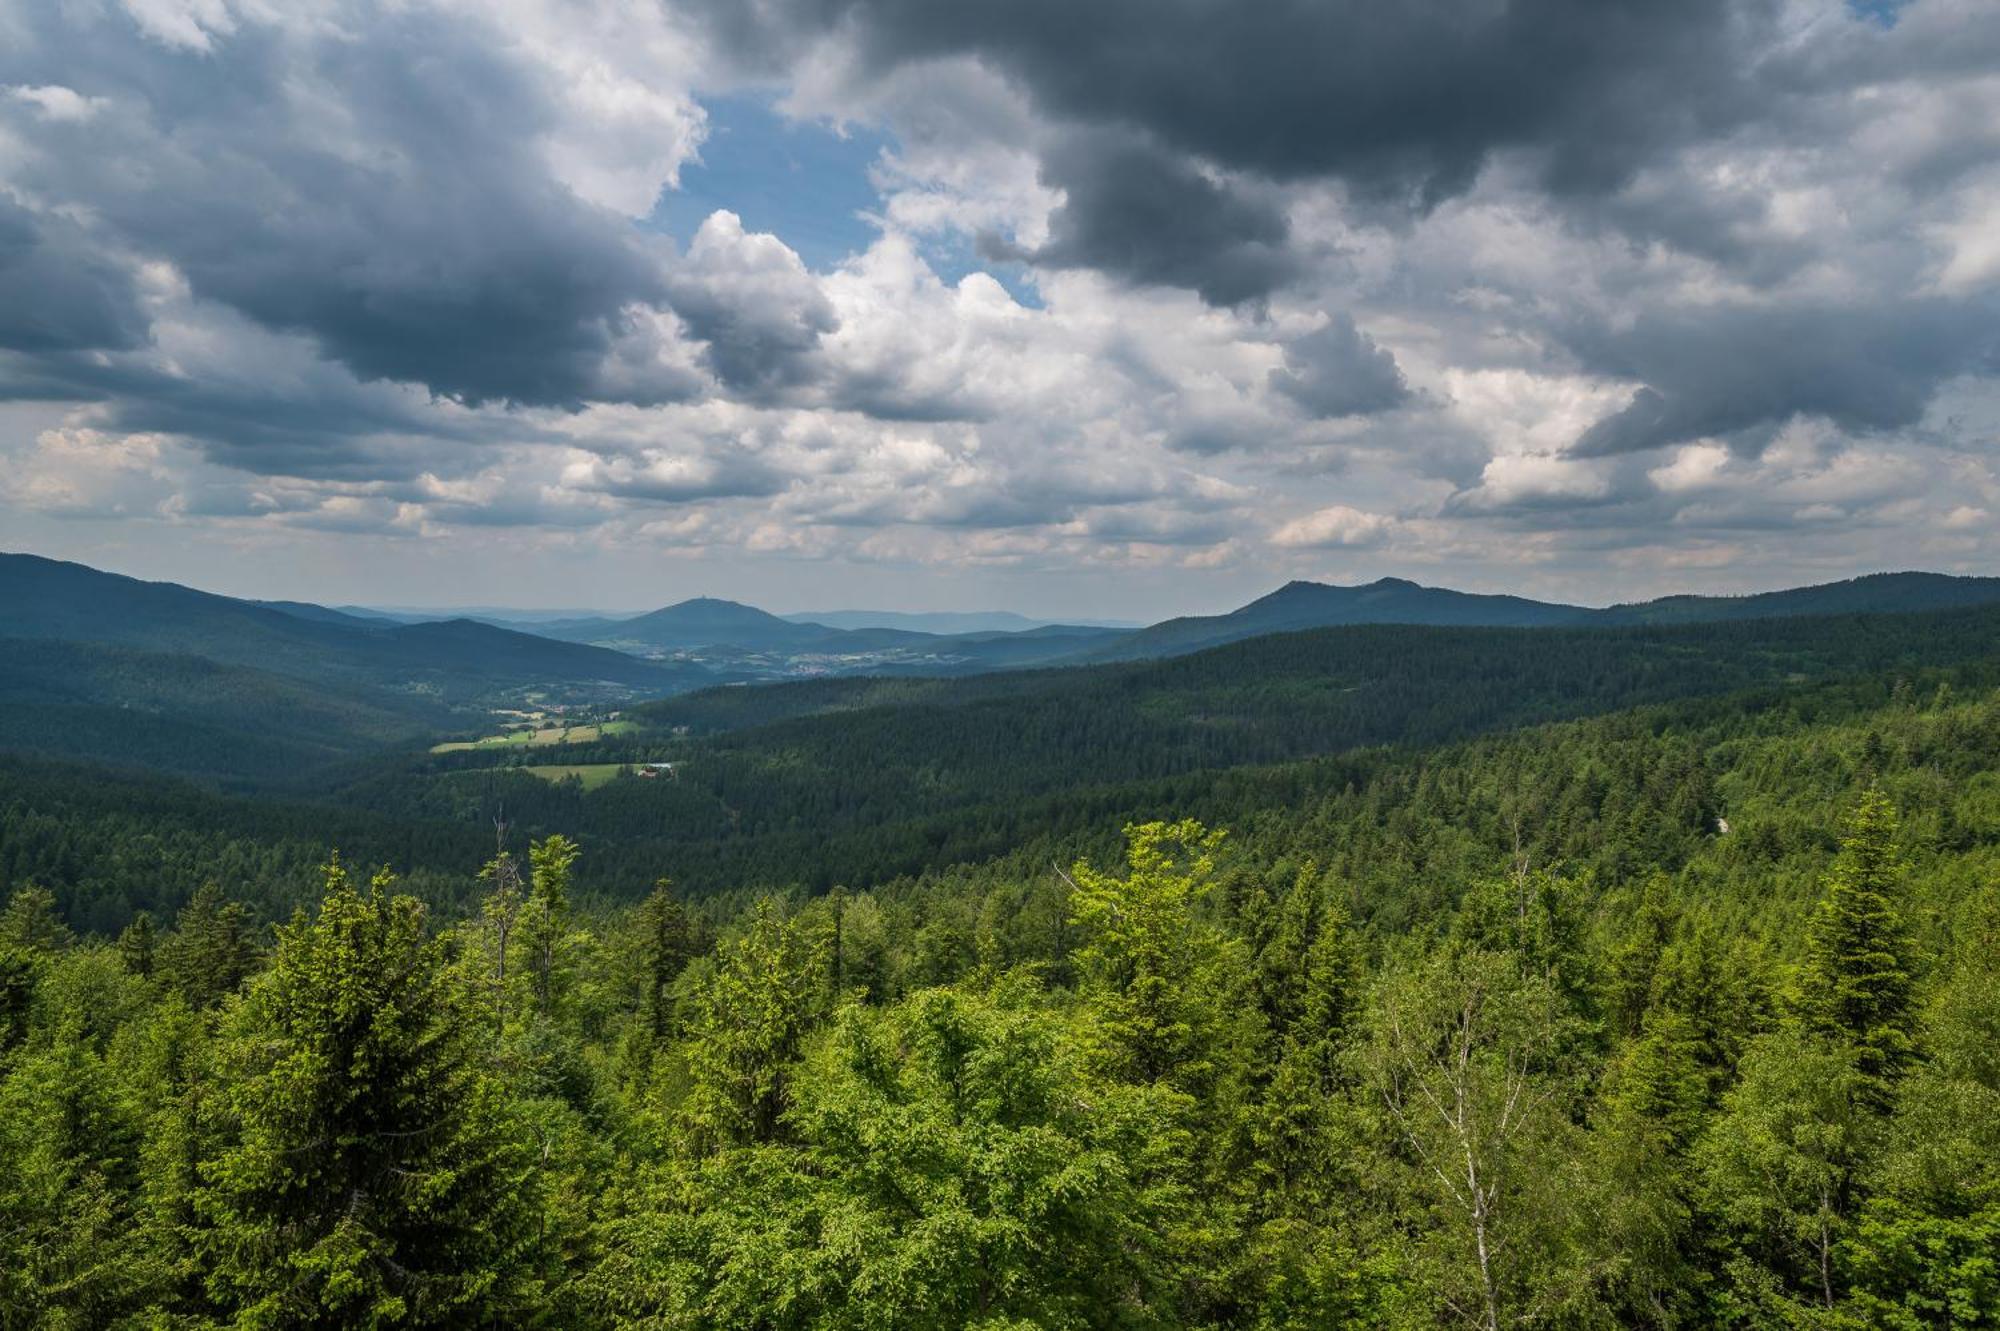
xmin=2 ymin=4 xmax=683 ymax=413
xmin=994 ymin=131 xmax=1300 ymax=305
xmin=1567 ymin=297 xmax=2000 ymax=456
xmin=698 ymin=0 xmax=1779 ymax=205
xmin=0 ymin=198 xmax=148 ymax=355
xmin=579 ymin=451 xmax=791 ymax=503
xmin=1269 ymin=315 xmax=1412 ymax=418
xmin=0 ymin=345 xmax=500 ymax=481
xmin=665 ymin=272 xmax=838 ymax=402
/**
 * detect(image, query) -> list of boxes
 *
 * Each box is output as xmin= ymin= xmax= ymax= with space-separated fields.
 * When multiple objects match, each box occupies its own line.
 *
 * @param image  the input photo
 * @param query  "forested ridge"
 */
xmin=3 ymin=660 xmax=1998 ymax=1326
xmin=315 ymin=606 xmax=2000 ymax=897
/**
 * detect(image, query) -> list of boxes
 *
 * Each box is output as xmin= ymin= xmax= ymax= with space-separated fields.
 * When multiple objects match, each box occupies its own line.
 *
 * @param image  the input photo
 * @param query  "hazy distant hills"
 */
xmin=339 ymin=570 xmax=2000 ymax=676
xmin=14 ymin=556 xmax=2000 ymax=687
xmin=519 ymin=594 xmax=1129 ymax=670
xmin=0 ymin=553 xmax=703 ymax=702
xmin=1076 ymin=571 xmax=2000 ymax=663
xmin=515 ymin=570 xmax=2000 ymax=673
xmin=1081 ymin=577 xmax=1586 ymax=662
xmin=782 ymin=609 xmax=1141 ymax=634
xmin=1593 ymin=571 xmax=2000 ymax=625
xmin=7 ymin=550 xmax=2000 ymax=788
xmin=536 ymin=597 xmax=847 ymax=652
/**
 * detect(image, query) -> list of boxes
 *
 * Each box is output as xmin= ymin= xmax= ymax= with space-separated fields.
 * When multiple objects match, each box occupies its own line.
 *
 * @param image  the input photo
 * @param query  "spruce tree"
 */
xmin=517 ymin=835 xmax=578 ymax=1019
xmin=158 ymin=882 xmax=258 ymax=1010
xmin=635 ymin=879 xmax=695 ymax=1040
xmin=1066 ymin=819 xmax=1244 ymax=1091
xmin=676 ymin=902 xmax=830 ymax=1153
xmin=1795 ymin=788 xmax=1915 ymax=1101
xmin=0 ymin=884 xmax=71 ymax=953
xmin=191 ymin=858 xmax=542 ymax=1325
xmin=118 ymin=911 xmax=157 ymax=978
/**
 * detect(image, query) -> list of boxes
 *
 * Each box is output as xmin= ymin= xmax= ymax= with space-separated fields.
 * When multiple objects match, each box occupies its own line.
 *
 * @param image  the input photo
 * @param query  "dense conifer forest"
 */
xmin=3 ymin=642 xmax=1998 ymax=1326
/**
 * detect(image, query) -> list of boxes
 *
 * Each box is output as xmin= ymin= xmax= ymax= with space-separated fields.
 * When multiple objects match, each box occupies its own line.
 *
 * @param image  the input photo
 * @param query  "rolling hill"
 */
xmin=1076 ymin=577 xmax=1586 ymax=661
xmin=0 ymin=552 xmax=708 ymax=701
xmin=1595 ymin=570 xmax=2000 ymax=624
xmin=1068 ymin=570 xmax=2000 ymax=665
xmin=0 ymin=637 xmax=442 ymax=784
xmin=367 ymin=601 xmax=2000 ymax=893
xmin=527 ymin=593 xmax=1127 ymax=670
xmin=535 ymin=596 xmax=835 ymax=652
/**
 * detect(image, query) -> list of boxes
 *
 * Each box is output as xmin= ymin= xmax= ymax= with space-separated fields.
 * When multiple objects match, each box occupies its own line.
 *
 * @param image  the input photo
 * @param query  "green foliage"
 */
xmin=675 ymin=902 xmax=832 ymax=1154
xmin=593 ymin=980 xmax=1194 ymax=1329
xmin=519 ymin=833 xmax=581 ymax=1018
xmin=1844 ymin=889 xmax=2000 ymax=1328
xmin=1796 ymin=788 xmax=1918 ymax=1100
xmin=157 ymin=881 xmax=260 ymax=1010
xmin=1067 ymin=819 xmax=1245 ymax=1091
xmin=6 ymin=655 xmax=2000 ymax=1326
xmin=188 ymin=858 xmax=544 ymax=1326
xmin=1698 ymin=1030 xmax=1872 ymax=1318
xmin=1358 ymin=943 xmax=1601 ymax=1329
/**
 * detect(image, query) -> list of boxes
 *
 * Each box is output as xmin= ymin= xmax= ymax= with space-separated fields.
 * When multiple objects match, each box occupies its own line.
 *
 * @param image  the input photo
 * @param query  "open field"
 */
xmin=431 ymin=718 xmax=637 ymax=753
xmin=519 ymin=763 xmax=627 ymax=790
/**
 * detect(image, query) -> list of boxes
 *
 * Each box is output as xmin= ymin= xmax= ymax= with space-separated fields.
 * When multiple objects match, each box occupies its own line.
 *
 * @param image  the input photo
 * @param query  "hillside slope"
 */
xmin=0 ymin=553 xmax=703 ymax=700
xmin=1596 ymin=570 xmax=2000 ymax=624
xmin=1074 ymin=577 xmax=1588 ymax=661
xmin=363 ymin=603 xmax=2000 ymax=892
xmin=0 ymin=637 xmax=441 ymax=784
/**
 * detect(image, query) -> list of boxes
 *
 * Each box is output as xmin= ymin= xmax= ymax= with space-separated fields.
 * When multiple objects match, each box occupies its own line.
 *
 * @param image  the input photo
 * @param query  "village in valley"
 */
xmin=431 ymin=704 xmax=677 ymax=790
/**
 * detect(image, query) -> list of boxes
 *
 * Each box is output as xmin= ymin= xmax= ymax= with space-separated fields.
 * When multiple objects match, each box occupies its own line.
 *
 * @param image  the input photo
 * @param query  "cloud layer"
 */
xmin=2 ymin=0 xmax=1997 ymax=611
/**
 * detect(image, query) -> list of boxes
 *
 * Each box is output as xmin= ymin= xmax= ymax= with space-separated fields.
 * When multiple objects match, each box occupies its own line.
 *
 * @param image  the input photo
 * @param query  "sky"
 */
xmin=0 ymin=0 xmax=1996 ymax=619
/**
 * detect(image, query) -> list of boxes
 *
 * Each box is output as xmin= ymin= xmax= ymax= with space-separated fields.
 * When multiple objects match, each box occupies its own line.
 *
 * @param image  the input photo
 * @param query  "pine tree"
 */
xmin=0 ymin=884 xmax=71 ymax=953
xmin=1604 ymin=875 xmax=1678 ymax=1041
xmin=119 ymin=911 xmax=157 ymax=978
xmin=1847 ymin=887 xmax=2000 ymax=1326
xmin=676 ymin=901 xmax=830 ymax=1153
xmin=1066 ymin=819 xmax=1243 ymax=1090
xmin=157 ymin=882 xmax=258 ymax=1010
xmin=1795 ymin=789 xmax=1915 ymax=1101
xmin=635 ymin=879 xmax=695 ymax=1040
xmin=191 ymin=858 xmax=543 ymax=1325
xmin=0 ymin=1024 xmax=150 ymax=1324
xmin=517 ymin=835 xmax=578 ymax=1019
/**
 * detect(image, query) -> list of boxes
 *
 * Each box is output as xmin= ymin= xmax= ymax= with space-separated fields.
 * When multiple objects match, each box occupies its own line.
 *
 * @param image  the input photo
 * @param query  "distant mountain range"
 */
xmin=1081 ymin=578 xmax=1581 ymax=661
xmin=0 ymin=554 xmax=705 ymax=703
xmin=6 ymin=550 xmax=2000 ymax=786
xmin=15 ymin=556 xmax=2000 ymax=685
xmin=1079 ymin=571 xmax=2000 ymax=662
xmin=508 ymin=596 xmax=1129 ymax=671
xmin=1592 ymin=571 xmax=2000 ymax=624
xmin=779 ymin=609 xmax=1142 ymax=634
xmin=317 ymin=571 xmax=2000 ymax=670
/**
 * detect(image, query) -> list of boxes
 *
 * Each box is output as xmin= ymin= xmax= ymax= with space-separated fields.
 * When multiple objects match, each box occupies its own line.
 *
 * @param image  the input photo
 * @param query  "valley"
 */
xmin=4 ymin=552 xmax=1999 ymax=1329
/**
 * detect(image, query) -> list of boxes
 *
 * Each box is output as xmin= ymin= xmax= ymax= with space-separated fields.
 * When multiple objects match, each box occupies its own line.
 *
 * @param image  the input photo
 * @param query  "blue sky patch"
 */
xmin=649 ymin=94 xmax=891 ymax=270
xmin=649 ymin=93 xmax=1042 ymax=307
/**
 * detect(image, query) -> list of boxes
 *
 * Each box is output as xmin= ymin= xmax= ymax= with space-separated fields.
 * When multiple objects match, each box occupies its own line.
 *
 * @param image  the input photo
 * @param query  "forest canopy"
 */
xmin=4 ymin=665 xmax=1998 ymax=1327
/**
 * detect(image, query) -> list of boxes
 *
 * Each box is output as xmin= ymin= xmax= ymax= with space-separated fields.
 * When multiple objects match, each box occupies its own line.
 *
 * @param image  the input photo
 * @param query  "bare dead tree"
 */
xmin=482 ymin=806 xmax=523 ymax=989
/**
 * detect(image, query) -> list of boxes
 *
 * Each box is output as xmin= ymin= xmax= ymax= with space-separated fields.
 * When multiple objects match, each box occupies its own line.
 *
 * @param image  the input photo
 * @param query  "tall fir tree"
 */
xmin=1795 ymin=788 xmax=1916 ymax=1102
xmin=157 ymin=882 xmax=259 ymax=1011
xmin=190 ymin=858 xmax=543 ymax=1326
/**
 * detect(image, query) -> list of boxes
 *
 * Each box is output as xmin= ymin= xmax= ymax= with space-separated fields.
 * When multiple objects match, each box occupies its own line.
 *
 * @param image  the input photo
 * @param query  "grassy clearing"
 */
xmin=432 ymin=718 xmax=637 ymax=753
xmin=520 ymin=763 xmax=627 ymax=790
